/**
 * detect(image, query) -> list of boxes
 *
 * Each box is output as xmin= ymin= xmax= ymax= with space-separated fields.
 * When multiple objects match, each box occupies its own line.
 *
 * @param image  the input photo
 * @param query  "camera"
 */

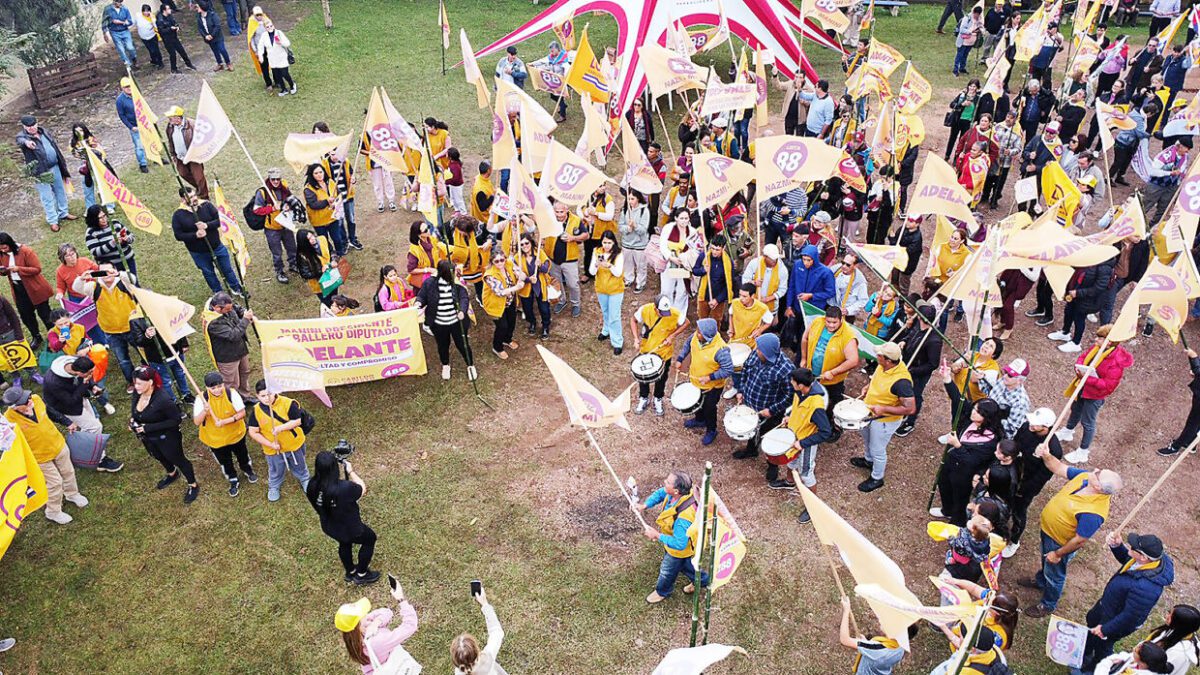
xmin=332 ymin=439 xmax=355 ymax=463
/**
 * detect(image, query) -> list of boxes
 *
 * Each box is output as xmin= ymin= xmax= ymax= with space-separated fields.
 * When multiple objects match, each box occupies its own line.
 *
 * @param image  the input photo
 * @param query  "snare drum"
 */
xmin=662 ymin=267 xmax=691 ymax=280
xmin=670 ymin=382 xmax=702 ymax=415
xmin=761 ymin=427 xmax=798 ymax=466
xmin=833 ymin=398 xmax=872 ymax=431
xmin=723 ymin=405 xmax=760 ymax=441
xmin=630 ymin=353 xmax=666 ymax=383
xmin=728 ymin=342 xmax=752 ymax=371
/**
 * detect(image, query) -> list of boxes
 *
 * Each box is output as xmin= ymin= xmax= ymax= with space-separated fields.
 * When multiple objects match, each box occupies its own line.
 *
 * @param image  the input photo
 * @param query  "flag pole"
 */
xmin=209 ymin=174 xmax=261 ymax=341
xmin=797 ymin=468 xmax=862 ymax=636
xmin=1113 ymin=433 xmax=1200 ymax=534
xmin=583 ymin=427 xmax=648 ymax=528
xmin=689 ymin=461 xmax=714 ymax=647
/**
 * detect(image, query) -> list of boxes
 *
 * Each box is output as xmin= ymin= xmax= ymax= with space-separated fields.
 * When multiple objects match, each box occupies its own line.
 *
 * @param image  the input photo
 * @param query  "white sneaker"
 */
xmin=937 ymin=433 xmax=952 ymax=444
xmin=653 ymin=398 xmax=664 ymax=416
xmin=1047 ymin=331 xmax=1071 ymax=341
xmin=1087 ymin=313 xmax=1098 ymax=323
xmin=103 ymin=403 xmax=116 ymax=415
xmin=1064 ymin=448 xmax=1090 ymax=464
xmin=441 ymin=365 xmax=451 ymax=380
xmin=635 ymin=397 xmax=649 ymax=414
xmin=65 ymin=494 xmax=88 ymax=507
xmin=1001 ymin=542 xmax=1020 ymax=559
xmin=1058 ymin=341 xmax=1082 ymax=353
xmin=722 ymin=387 xmax=738 ymax=400
xmin=929 ymin=506 xmax=945 ymax=518
xmin=1056 ymin=427 xmax=1075 ymax=442
xmin=46 ymin=511 xmax=73 ymax=524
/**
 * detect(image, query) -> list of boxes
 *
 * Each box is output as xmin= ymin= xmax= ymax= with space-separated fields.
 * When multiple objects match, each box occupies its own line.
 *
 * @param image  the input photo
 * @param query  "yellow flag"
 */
xmin=84 ymin=146 xmax=162 ymax=235
xmin=803 ymin=0 xmax=851 ymax=33
xmin=565 ymin=27 xmax=611 ymax=105
xmin=755 ymin=136 xmax=842 ymax=199
xmin=638 ymin=44 xmax=706 ymax=97
xmin=1001 ymin=205 xmax=1119 ymax=268
xmin=693 ymin=152 xmax=755 ymax=209
xmin=1154 ymin=12 xmax=1186 ymax=50
xmin=1109 ymin=282 xmax=1143 ymax=342
xmin=182 ymin=80 xmax=232 ymax=164
xmin=129 ymin=284 xmax=197 ymax=345
xmin=536 ymin=345 xmax=631 ymax=429
xmin=907 ymin=154 xmax=978 ymax=228
xmin=438 ymin=0 xmax=450 ymax=50
xmin=690 ymin=485 xmax=747 ymax=592
xmin=283 ymin=132 xmax=352 ymax=174
xmin=1069 ymin=35 xmax=1102 ymax=74
xmin=896 ymin=64 xmax=931 ymax=114
xmin=460 ymin=29 xmax=491 ymax=109
xmin=1014 ymin=2 xmax=1050 ymax=62
xmin=754 ymin=48 xmax=769 ymax=129
xmin=1171 ymin=249 xmax=1200 ymax=298
xmin=700 ymin=0 xmax=732 ymax=53
xmin=575 ymin=92 xmax=611 ymax=162
xmin=851 ymin=242 xmax=909 ymax=274
xmin=539 ymin=139 xmax=611 ymax=206
xmin=518 ymin=98 xmax=558 ymax=177
xmin=982 ymin=58 xmax=1011 ymax=100
xmin=212 ymin=182 xmax=251 ymax=277
xmin=700 ymin=67 xmax=757 ymax=117
xmin=867 ymin=37 xmax=905 ymax=77
xmin=855 ymin=584 xmax=978 ymax=625
xmin=553 ymin=18 xmax=576 ymax=50
xmin=0 ymin=423 xmax=46 ymax=561
xmin=491 ymin=80 xmax=517 ymax=173
xmin=871 ymin=99 xmax=896 ymax=162
xmin=621 ymin=117 xmax=664 ymax=196
xmin=1040 ymin=162 xmax=1082 ymax=228
xmin=508 ymin=158 xmax=562 ymax=239
xmin=1095 ymin=100 xmax=1120 ymax=151
xmin=1138 ymin=259 xmax=1189 ymax=342
xmin=1092 ymin=194 xmax=1147 ymax=245
xmin=127 ymin=76 xmax=165 ymax=166
xmin=362 ymin=88 xmax=410 ymax=174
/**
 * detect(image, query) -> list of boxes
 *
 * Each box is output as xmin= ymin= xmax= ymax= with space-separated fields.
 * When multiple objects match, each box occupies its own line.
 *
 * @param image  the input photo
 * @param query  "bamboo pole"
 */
xmin=689 ymin=461 xmax=714 ymax=647
xmin=1113 ymin=432 xmax=1199 ymax=534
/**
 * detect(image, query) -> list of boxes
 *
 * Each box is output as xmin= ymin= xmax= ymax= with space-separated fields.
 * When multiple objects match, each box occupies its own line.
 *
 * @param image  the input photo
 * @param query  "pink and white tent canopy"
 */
xmin=474 ymin=0 xmax=845 ymax=122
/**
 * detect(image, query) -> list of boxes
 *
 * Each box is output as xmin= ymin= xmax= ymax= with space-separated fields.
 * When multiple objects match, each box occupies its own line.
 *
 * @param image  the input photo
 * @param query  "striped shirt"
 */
xmin=434 ymin=280 xmax=458 ymax=326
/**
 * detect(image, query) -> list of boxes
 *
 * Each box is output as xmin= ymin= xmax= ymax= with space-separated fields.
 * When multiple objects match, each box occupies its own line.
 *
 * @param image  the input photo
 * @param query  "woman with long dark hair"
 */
xmin=334 ymin=583 xmax=420 ymax=672
xmin=415 ymin=259 xmax=475 ymax=381
xmin=424 ymin=117 xmax=452 ymax=170
xmin=374 ymin=265 xmax=414 ymax=312
xmin=516 ymin=232 xmax=552 ymax=339
xmin=0 ymin=232 xmax=54 ymax=348
xmin=933 ymin=398 xmax=1006 ymax=526
xmin=590 ymin=230 xmax=625 ymax=355
xmin=129 ymin=365 xmax=199 ymax=504
xmin=306 ymin=450 xmax=379 ymax=585
xmin=938 ymin=577 xmax=1020 ymax=652
xmin=303 ymin=163 xmax=347 ymax=257
xmin=945 ymin=79 xmax=982 ymax=161
xmin=295 ymin=228 xmax=334 ymax=307
xmin=84 ymin=205 xmax=137 ymax=278
xmin=406 ymin=220 xmax=443 ymax=291
xmin=1143 ymin=605 xmax=1200 ymax=674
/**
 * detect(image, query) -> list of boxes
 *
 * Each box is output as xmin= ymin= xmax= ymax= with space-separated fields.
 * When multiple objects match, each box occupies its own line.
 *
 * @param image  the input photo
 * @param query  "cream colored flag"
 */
xmin=379 ymin=86 xmax=424 ymax=148
xmin=906 ymin=154 xmax=979 ymax=228
xmin=575 ymin=92 xmax=611 ymax=162
xmin=1135 ymin=258 xmax=1190 ymax=342
xmin=362 ymin=88 xmax=409 ymax=174
xmin=855 ymin=584 xmax=978 ymax=625
xmin=700 ymin=0 xmax=732 ymax=53
xmin=182 ymin=80 xmax=233 ymax=164
xmin=1109 ymin=283 xmax=1143 ymax=342
xmin=490 ymin=79 xmax=518 ymax=173
xmin=700 ymin=67 xmax=757 ymax=117
xmin=924 ymin=215 xmax=957 ymax=277
xmin=539 ymin=139 xmax=611 ymax=206
xmin=639 ymin=44 xmax=707 ymax=96
xmin=284 ymin=132 xmax=352 ymax=174
xmin=755 ymin=136 xmax=842 ymax=199
xmin=803 ymin=0 xmax=851 ymax=32
xmin=129 ymin=285 xmax=196 ymax=345
xmin=1171 ymin=248 xmax=1200 ymax=299
xmin=1001 ymin=204 xmax=1119 ymax=267
xmin=460 ymin=29 xmax=491 ymax=108
xmin=692 ymin=152 xmax=755 ymax=209
xmin=508 ymin=158 xmax=562 ymax=239
xmin=982 ymin=57 xmax=1011 ymax=100
xmin=754 ymin=48 xmax=769 ymax=129
xmin=521 ymin=101 xmax=557 ymax=177
xmin=867 ymin=37 xmax=905 ymax=77
xmin=127 ymin=76 xmax=165 ymax=165
xmin=651 ymin=645 xmax=747 ymax=675
xmin=1015 ymin=2 xmax=1050 ymax=62
xmin=497 ymin=77 xmax=558 ymax=132
xmin=667 ymin=18 xmax=697 ymax=57
xmin=1090 ymin=195 xmax=1147 ymax=245
xmin=851 ymin=242 xmax=909 ymax=274
xmin=537 ymin=345 xmax=631 ymax=429
xmin=621 ymin=117 xmax=664 ymax=196
xmin=896 ymin=64 xmax=931 ymax=114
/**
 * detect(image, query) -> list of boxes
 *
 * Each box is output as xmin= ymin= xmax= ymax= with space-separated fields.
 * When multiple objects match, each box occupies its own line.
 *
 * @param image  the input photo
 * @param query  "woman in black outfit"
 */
xmin=933 ymin=398 xmax=1006 ymax=527
xmin=306 ymin=450 xmax=380 ymax=586
xmin=415 ymin=259 xmax=475 ymax=381
xmin=129 ymin=365 xmax=199 ymax=504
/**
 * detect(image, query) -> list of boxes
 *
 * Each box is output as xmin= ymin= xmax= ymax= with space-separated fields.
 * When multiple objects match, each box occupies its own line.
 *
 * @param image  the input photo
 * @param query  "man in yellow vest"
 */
xmin=193 ymin=372 xmax=257 ymax=497
xmin=630 ymin=296 xmax=689 ymax=416
xmin=740 ymin=243 xmax=789 ymax=315
xmin=779 ymin=367 xmax=834 ymax=520
xmin=852 ymin=342 xmax=915 ymax=493
xmin=469 ymin=161 xmax=495 ymax=224
xmin=3 ymin=388 xmax=85 ymax=525
xmin=547 ymin=199 xmax=588 ymax=317
xmin=1022 ymin=445 xmax=1123 ymax=618
xmin=633 ymin=470 xmax=707 ymax=604
xmin=675 ymin=318 xmax=734 ymax=446
xmin=72 ymin=265 xmax=137 ymax=388
xmin=799 ymin=305 xmax=860 ymax=440
xmin=723 ymin=286 xmax=777 ymax=401
xmin=247 ymin=378 xmax=311 ymax=502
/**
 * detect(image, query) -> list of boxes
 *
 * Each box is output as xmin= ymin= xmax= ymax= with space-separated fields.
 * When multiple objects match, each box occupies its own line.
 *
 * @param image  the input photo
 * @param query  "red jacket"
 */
xmin=1076 ymin=345 xmax=1133 ymax=400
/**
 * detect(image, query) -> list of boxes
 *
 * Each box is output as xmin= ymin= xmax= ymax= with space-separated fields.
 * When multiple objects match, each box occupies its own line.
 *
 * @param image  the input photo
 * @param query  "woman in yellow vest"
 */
xmin=423 ymin=117 xmax=452 ymax=170
xmin=303 ymin=163 xmax=348 ymax=257
xmin=401 ymin=145 xmax=423 ymax=210
xmin=406 ymin=220 xmax=444 ymax=290
xmin=295 ymin=229 xmax=335 ymax=307
xmin=581 ymin=187 xmax=615 ymax=283
xmin=375 ymin=265 xmax=414 ymax=312
xmin=193 ymin=372 xmax=256 ymax=497
xmin=73 ymin=265 xmax=138 ymax=386
xmin=481 ymin=249 xmax=525 ymax=360
xmin=633 ymin=470 xmax=707 ymax=604
xmin=932 ymin=227 xmax=972 ymax=285
xmin=864 ymin=284 xmax=901 ymax=338
xmin=449 ymin=214 xmax=491 ymax=294
xmin=948 ymin=336 xmax=1003 ymax=427
xmin=468 ymin=163 xmax=495 ymax=225
xmin=856 ymin=342 xmax=916 ymax=492
xmin=247 ymin=378 xmax=312 ymax=502
xmin=936 ymin=577 xmax=1020 ymax=653
xmin=630 ymin=296 xmax=689 ymax=416
xmin=590 ymin=231 xmax=626 ymax=355
xmin=3 ymin=388 xmax=87 ymax=524
xmin=675 ymin=318 xmax=734 ymax=446
xmin=517 ymin=233 xmax=553 ymax=340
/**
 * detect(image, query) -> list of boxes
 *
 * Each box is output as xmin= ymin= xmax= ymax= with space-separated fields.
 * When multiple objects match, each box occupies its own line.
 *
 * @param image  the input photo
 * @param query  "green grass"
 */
xmin=0 ymin=3 xmax=1176 ymax=673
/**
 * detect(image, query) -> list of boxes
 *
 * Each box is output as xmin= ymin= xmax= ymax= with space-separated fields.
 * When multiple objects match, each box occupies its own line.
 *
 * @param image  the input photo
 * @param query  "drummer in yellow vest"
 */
xmin=469 ymin=162 xmax=495 ymax=225
xmin=3 ymin=388 xmax=86 ymax=525
xmin=247 ymin=379 xmax=312 ymax=503
xmin=633 ymin=470 xmax=708 ymax=604
xmin=674 ymin=317 xmax=734 ymax=446
xmin=631 ymin=296 xmax=690 ymax=417
xmin=852 ymin=342 xmax=916 ymax=493
xmin=775 ymin=368 xmax=834 ymax=515
xmin=740 ymin=243 xmax=789 ymax=315
xmin=799 ymin=306 xmax=860 ymax=440
xmin=723 ymin=283 xmax=775 ymax=401
xmin=193 ymin=372 xmax=257 ymax=498
xmin=1024 ymin=445 xmax=1122 ymax=617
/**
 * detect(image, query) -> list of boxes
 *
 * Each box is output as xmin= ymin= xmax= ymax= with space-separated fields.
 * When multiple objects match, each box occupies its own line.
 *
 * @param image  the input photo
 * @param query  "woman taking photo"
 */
xmin=406 ymin=220 xmax=444 ymax=291
xmin=335 ymin=583 xmax=420 ymax=673
xmin=415 ymin=259 xmax=476 ymax=381
xmin=944 ymin=79 xmax=982 ymax=162
xmin=374 ymin=265 xmax=414 ymax=311
xmin=932 ymin=397 xmax=1006 ymax=526
xmin=84 ymin=205 xmax=137 ymax=277
xmin=129 ymin=365 xmax=199 ymax=504
xmin=481 ymin=250 xmax=524 ymax=361
xmin=937 ymin=577 xmax=1020 ymax=651
xmin=307 ymin=450 xmax=379 ymax=586
xmin=516 ymin=233 xmax=553 ymax=340
xmin=449 ymin=214 xmax=489 ymax=296
xmin=0 ymin=232 xmax=54 ymax=349
xmin=303 ymin=163 xmax=347 ymax=257
xmin=946 ymin=335 xmax=1004 ymax=422
xmin=295 ymin=228 xmax=336 ymax=307
xmin=590 ymin=230 xmax=625 ymax=355
xmin=451 ymin=587 xmax=506 ymax=675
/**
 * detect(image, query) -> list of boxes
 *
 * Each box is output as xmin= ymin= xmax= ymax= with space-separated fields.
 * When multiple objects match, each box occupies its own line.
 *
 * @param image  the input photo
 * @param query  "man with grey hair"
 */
xmin=205 ymin=292 xmax=256 ymax=399
xmin=633 ymin=470 xmax=707 ymax=604
xmin=1023 ymin=444 xmax=1123 ymax=618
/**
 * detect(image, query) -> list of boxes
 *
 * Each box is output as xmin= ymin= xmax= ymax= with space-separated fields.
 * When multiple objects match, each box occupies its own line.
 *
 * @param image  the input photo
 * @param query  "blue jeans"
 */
xmin=1066 ymin=397 xmax=1105 ymax=450
xmin=266 ymin=445 xmax=311 ymax=491
xmin=222 ymin=2 xmax=241 ymax=34
xmin=188 ymin=245 xmax=243 ymax=294
xmin=655 ymin=551 xmax=709 ymax=597
xmin=596 ymin=292 xmax=624 ymax=349
xmin=1035 ymin=530 xmax=1077 ymax=610
xmin=344 ymin=198 xmax=358 ymax=243
xmin=107 ymin=331 xmax=135 ymax=384
xmin=110 ymin=30 xmax=137 ymax=65
xmin=83 ymin=183 xmax=97 ymax=210
xmin=208 ymin=36 xmax=231 ymax=65
xmin=860 ymin=418 xmax=901 ymax=480
xmin=129 ymin=129 xmax=147 ymax=168
xmin=314 ymin=222 xmax=347 ymax=257
xmin=150 ymin=359 xmax=192 ymax=403
xmin=34 ymin=172 xmax=70 ymax=225
xmin=953 ymin=45 xmax=972 ymax=74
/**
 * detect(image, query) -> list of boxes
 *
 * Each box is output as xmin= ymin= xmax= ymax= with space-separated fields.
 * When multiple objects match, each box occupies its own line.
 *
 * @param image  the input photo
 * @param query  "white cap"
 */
xmin=1027 ymin=407 xmax=1055 ymax=428
xmin=711 ymin=117 xmax=729 ymax=127
xmin=763 ymin=243 xmax=781 ymax=261
xmin=252 ymin=5 xmax=263 ymax=14
xmin=813 ymin=211 xmax=832 ymax=223
xmin=656 ymin=296 xmax=673 ymax=314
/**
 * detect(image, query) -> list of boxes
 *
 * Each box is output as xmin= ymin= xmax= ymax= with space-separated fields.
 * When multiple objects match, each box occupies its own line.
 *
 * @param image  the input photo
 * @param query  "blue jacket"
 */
xmin=786 ymin=244 xmax=836 ymax=312
xmin=116 ymin=92 xmax=136 ymax=130
xmin=1087 ymin=545 xmax=1175 ymax=640
xmin=1115 ymin=110 xmax=1149 ymax=148
xmin=643 ymin=487 xmax=693 ymax=552
xmin=1162 ymin=54 xmax=1191 ymax=90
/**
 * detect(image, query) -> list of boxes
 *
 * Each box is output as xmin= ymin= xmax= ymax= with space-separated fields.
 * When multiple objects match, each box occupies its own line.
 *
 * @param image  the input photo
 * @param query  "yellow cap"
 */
xmin=163 ymin=105 xmax=185 ymax=118
xmin=334 ymin=598 xmax=371 ymax=632
xmin=926 ymin=521 xmax=960 ymax=542
xmin=120 ymin=77 xmax=133 ymax=88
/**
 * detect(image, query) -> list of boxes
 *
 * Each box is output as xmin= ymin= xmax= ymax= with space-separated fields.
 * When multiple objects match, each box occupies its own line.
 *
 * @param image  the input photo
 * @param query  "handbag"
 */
xmin=943 ymin=110 xmax=956 ymax=127
xmin=286 ymin=47 xmax=296 ymax=65
xmin=318 ymin=265 xmax=343 ymax=296
xmin=365 ymin=638 xmax=422 ymax=675
xmin=67 ymin=429 xmax=110 ymax=469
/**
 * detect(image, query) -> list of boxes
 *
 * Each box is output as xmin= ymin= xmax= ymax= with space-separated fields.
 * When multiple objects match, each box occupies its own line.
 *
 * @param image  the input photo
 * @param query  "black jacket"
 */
xmin=43 ymin=367 xmax=90 ymax=417
xmin=415 ymin=277 xmax=472 ymax=329
xmin=1012 ymin=422 xmax=1062 ymax=497
xmin=0 ymin=296 xmax=22 ymax=340
xmin=1068 ymin=260 xmax=1116 ymax=313
xmin=899 ymin=322 xmax=943 ymax=379
xmin=887 ymin=226 xmax=923 ymax=276
xmin=130 ymin=316 xmax=188 ymax=364
xmin=206 ymin=305 xmax=251 ymax=363
xmin=172 ymin=201 xmax=223 ymax=254
xmin=14 ymin=126 xmax=70 ymax=179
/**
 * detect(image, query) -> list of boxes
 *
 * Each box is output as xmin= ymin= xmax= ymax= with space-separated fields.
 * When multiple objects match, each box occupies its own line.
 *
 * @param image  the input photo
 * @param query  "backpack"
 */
xmin=965 ymin=654 xmax=1012 ymax=675
xmin=243 ymin=191 xmax=267 ymax=231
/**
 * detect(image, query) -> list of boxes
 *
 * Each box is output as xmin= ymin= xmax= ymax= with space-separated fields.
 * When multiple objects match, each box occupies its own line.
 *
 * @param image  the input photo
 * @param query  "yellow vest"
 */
xmin=865 ymin=297 xmax=898 ymax=337
xmin=730 ymin=298 xmax=769 ymax=344
xmin=51 ymin=323 xmax=87 ymax=356
xmin=516 ymin=249 xmax=551 ymax=300
xmin=469 ymin=174 xmax=494 ymax=223
xmin=428 ymin=129 xmax=449 ymax=169
xmin=1040 ymin=471 xmax=1112 ymax=545
xmin=865 ymin=362 xmax=913 ymax=423
xmin=696 ymin=253 xmax=733 ymax=303
xmin=260 ymin=180 xmax=290 ymax=231
xmin=542 ymin=214 xmax=585 ymax=262
xmin=953 ymin=355 xmax=999 ymax=402
xmin=805 ymin=318 xmax=856 ymax=384
xmin=754 ymin=260 xmax=782 ymax=309
xmin=1064 ymin=345 xmax=1116 ymax=398
xmin=5 ymin=395 xmax=64 ymax=463
xmin=304 ymin=181 xmax=336 ymax=227
xmin=96 ymin=284 xmax=137 ymax=335
xmin=320 ymin=157 xmax=355 ymax=199
xmin=656 ymin=491 xmax=699 ymax=558
xmin=481 ymin=261 xmax=517 ymax=319
xmin=304 ymin=236 xmax=333 ymax=295
xmin=689 ymin=333 xmax=729 ymax=391
xmin=787 ymin=390 xmax=827 ymax=459
xmin=638 ymin=304 xmax=682 ymax=360
xmin=252 ymin=395 xmax=305 ymax=454
xmin=935 ymin=244 xmax=970 ymax=283
xmin=594 ymin=252 xmax=625 ymax=295
xmin=198 ymin=389 xmax=247 ymax=448
xmin=451 ymin=228 xmax=486 ymax=278
xmin=406 ymin=241 xmax=443 ymax=289
xmin=588 ymin=194 xmax=616 ymax=239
